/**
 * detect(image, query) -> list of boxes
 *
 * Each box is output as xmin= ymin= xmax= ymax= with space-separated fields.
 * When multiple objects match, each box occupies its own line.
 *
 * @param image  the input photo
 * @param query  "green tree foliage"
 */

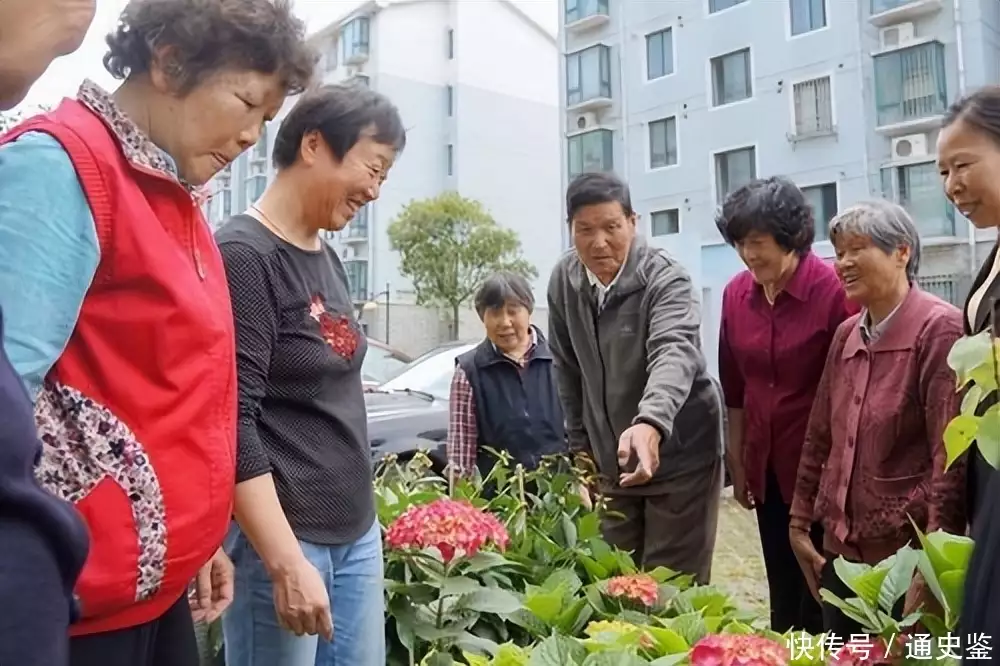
xmin=387 ymin=192 xmax=537 ymax=339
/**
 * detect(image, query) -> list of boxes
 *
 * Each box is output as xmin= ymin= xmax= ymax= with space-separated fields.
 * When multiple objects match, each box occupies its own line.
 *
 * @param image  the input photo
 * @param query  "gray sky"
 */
xmin=18 ymin=0 xmax=557 ymax=113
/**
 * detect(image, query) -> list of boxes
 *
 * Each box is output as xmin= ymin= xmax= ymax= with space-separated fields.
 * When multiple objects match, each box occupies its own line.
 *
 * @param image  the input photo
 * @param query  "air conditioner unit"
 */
xmin=879 ymin=22 xmax=916 ymax=50
xmin=575 ymin=112 xmax=599 ymax=131
xmin=891 ymin=133 xmax=928 ymax=160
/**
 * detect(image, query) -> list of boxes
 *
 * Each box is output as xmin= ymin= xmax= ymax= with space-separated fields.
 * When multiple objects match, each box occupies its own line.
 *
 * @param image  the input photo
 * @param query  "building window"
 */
xmin=447 ymin=28 xmax=454 ymax=59
xmin=567 ymin=129 xmax=613 ymax=179
xmin=710 ymin=0 xmax=747 ymax=13
xmin=245 ymin=175 xmax=266 ymax=204
xmin=714 ymin=146 xmax=756 ymax=203
xmin=252 ymin=126 xmax=268 ymax=161
xmin=880 ymin=162 xmax=955 ymax=237
xmin=649 ymin=117 xmax=678 ymax=169
xmin=351 ymin=74 xmax=369 ymax=88
xmin=711 ymin=48 xmax=752 ymax=107
xmin=790 ymin=0 xmax=826 ymax=36
xmin=340 ymin=17 xmax=370 ymax=63
xmin=802 ymin=183 xmax=838 ymax=237
xmin=345 ymin=260 xmax=369 ymax=302
xmin=651 ymin=209 xmax=680 ymax=236
xmin=566 ymin=45 xmax=611 ymax=106
xmin=347 ymin=205 xmax=369 ymax=239
xmin=447 ymin=144 xmax=454 ymax=176
xmin=793 ymin=76 xmax=834 ymax=136
xmin=874 ymin=41 xmax=947 ymax=127
xmin=565 ymin=0 xmax=610 ymax=24
xmin=646 ymin=29 xmax=673 ymax=81
xmin=446 ymin=85 xmax=453 ymax=116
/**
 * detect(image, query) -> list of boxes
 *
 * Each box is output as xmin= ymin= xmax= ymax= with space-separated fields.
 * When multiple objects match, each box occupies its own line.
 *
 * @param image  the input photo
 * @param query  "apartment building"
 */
xmin=558 ymin=0 xmax=1000 ymax=373
xmin=205 ymin=0 xmax=561 ymax=354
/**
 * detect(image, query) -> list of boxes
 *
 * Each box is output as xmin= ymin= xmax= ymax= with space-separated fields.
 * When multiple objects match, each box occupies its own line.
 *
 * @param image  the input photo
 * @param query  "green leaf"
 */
xmin=961 ymin=384 xmax=984 ymax=414
xmin=645 ymin=625 xmax=689 ymax=653
xmin=580 ymin=651 xmax=646 ymax=666
xmin=560 ymin=513 xmax=578 ymax=549
xmin=978 ymin=404 xmax=1000 ymax=468
xmin=523 ymin=585 xmax=566 ymax=625
xmin=577 ymin=512 xmax=602 ymax=541
xmin=526 ymin=635 xmax=587 ymax=666
xmin=877 ymin=546 xmax=919 ymax=611
xmin=421 ymin=650 xmax=455 ymax=666
xmin=492 ymin=643 xmax=531 ymax=666
xmin=442 ymin=576 xmax=485 ymax=597
xmin=947 ymin=332 xmax=993 ymax=380
xmin=462 ymin=653 xmax=491 ymax=666
xmin=465 ymin=552 xmax=515 ymax=573
xmin=943 ymin=414 xmax=978 ymax=469
xmin=459 ymin=587 xmax=523 ymax=615
xmin=648 ymin=656 xmax=689 ymax=666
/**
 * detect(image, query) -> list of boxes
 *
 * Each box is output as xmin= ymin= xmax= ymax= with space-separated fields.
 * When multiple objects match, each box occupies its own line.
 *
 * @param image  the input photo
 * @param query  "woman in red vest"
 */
xmin=0 ymin=1 xmax=315 ymax=664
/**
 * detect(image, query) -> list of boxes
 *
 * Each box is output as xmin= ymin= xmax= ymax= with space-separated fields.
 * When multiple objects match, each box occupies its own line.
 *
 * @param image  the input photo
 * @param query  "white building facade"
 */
xmin=205 ymin=0 xmax=562 ymax=354
xmin=557 ymin=0 xmax=1000 ymax=375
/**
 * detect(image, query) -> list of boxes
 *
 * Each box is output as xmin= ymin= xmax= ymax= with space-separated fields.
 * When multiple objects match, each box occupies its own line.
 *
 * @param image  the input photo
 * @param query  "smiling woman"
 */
xmin=0 ymin=1 xmax=315 ymax=665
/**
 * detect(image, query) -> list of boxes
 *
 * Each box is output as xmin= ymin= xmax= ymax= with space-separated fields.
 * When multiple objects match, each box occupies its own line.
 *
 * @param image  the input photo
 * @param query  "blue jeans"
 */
xmin=222 ymin=520 xmax=385 ymax=666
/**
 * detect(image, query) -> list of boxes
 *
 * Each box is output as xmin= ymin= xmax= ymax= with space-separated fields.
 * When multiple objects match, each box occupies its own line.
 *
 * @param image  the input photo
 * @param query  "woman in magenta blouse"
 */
xmin=716 ymin=176 xmax=855 ymax=634
xmin=789 ymin=200 xmax=967 ymax=637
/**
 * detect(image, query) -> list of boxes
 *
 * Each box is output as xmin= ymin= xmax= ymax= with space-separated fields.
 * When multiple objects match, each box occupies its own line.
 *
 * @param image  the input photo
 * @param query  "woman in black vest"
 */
xmin=937 ymin=86 xmax=1000 ymax=657
xmin=446 ymin=271 xmax=568 ymax=485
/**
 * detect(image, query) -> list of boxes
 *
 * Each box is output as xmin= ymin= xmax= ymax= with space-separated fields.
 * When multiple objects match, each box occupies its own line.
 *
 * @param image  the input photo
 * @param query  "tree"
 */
xmin=387 ymin=191 xmax=537 ymax=339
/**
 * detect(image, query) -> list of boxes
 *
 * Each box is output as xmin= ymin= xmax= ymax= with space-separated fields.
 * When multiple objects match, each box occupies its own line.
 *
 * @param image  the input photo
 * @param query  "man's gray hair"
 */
xmin=473 ymin=271 xmax=535 ymax=318
xmin=828 ymin=200 xmax=921 ymax=280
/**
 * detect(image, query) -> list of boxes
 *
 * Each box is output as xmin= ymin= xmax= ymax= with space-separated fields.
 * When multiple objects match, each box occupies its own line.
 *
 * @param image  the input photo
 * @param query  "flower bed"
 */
xmin=376 ymin=452 xmax=973 ymax=666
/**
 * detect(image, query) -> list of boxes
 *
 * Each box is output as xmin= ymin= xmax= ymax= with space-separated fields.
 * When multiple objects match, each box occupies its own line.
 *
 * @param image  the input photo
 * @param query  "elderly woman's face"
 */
xmin=0 ymin=0 xmax=95 ymax=110
xmin=735 ymin=230 xmax=795 ymax=286
xmin=832 ymin=231 xmax=909 ymax=304
xmin=305 ymin=130 xmax=397 ymax=232
xmin=482 ymin=301 xmax=531 ymax=354
xmin=937 ymin=119 xmax=1000 ymax=229
xmin=153 ymin=68 xmax=287 ymax=186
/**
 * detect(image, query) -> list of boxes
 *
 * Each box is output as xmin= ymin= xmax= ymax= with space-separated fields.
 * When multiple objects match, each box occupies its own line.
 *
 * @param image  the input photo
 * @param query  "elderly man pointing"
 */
xmin=547 ymin=172 xmax=724 ymax=583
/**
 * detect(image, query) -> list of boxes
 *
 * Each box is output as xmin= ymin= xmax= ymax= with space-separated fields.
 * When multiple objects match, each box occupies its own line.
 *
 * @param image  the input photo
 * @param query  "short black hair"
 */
xmin=714 ymin=176 xmax=815 ymax=254
xmin=566 ymin=171 xmax=634 ymax=224
xmin=104 ymin=0 xmax=316 ymax=96
xmin=474 ymin=271 xmax=534 ymax=318
xmin=272 ymin=83 xmax=407 ymax=169
xmin=944 ymin=85 xmax=1000 ymax=147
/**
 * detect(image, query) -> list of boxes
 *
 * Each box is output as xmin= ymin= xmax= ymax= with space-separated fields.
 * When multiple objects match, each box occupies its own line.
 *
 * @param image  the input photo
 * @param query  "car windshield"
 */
xmin=380 ymin=343 xmax=477 ymax=399
xmin=362 ymin=344 xmax=410 ymax=384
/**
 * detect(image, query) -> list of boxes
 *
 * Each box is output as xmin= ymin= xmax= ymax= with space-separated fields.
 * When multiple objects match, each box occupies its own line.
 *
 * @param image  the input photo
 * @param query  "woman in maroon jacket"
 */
xmin=716 ymin=176 xmax=854 ymax=634
xmin=789 ymin=200 xmax=967 ymax=636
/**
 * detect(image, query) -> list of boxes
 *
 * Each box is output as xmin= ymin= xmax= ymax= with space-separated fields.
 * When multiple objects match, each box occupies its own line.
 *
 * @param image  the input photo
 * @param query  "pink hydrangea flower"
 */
xmin=384 ymin=498 xmax=509 ymax=563
xmin=605 ymin=573 xmax=660 ymax=607
xmin=690 ymin=634 xmax=789 ymax=666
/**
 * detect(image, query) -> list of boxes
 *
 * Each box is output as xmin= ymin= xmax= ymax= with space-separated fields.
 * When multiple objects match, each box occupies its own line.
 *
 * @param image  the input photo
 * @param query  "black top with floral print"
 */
xmin=216 ymin=215 xmax=374 ymax=545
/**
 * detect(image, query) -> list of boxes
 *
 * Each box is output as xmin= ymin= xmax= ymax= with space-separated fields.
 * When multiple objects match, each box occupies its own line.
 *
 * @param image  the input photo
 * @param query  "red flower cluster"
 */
xmin=605 ymin=574 xmax=659 ymax=607
xmin=689 ymin=634 xmax=789 ymax=666
xmin=385 ymin=498 xmax=510 ymax=563
xmin=309 ymin=295 xmax=358 ymax=359
xmin=829 ymin=635 xmax=905 ymax=665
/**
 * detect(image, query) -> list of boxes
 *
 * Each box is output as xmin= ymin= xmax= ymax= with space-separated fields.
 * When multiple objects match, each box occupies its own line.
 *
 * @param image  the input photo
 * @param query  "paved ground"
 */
xmin=711 ymin=489 xmax=770 ymax=615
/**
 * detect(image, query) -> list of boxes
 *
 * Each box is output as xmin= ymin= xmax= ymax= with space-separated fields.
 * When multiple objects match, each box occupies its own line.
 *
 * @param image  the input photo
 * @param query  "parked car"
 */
xmin=362 ymin=338 xmax=412 ymax=390
xmin=366 ymin=340 xmax=475 ymax=473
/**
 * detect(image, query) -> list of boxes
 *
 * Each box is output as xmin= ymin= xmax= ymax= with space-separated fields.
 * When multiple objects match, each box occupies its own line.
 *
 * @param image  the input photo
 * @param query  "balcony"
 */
xmin=874 ymin=40 xmax=947 ymax=135
xmin=565 ymin=45 xmax=612 ymax=112
xmin=567 ymin=128 xmax=613 ymax=180
xmin=340 ymin=17 xmax=370 ymax=65
xmin=565 ymin=0 xmax=610 ymax=32
xmin=344 ymin=206 xmax=369 ymax=243
xmin=869 ymin=0 xmax=943 ymax=27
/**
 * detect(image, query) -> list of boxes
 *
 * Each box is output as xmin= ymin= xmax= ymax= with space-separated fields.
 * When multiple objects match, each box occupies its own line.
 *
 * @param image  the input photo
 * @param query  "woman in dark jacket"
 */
xmin=937 ymin=85 xmax=1000 ymax=658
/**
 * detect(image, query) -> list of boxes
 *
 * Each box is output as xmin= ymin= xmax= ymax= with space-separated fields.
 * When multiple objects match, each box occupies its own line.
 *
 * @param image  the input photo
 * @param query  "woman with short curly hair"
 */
xmin=715 ymin=176 xmax=855 ymax=634
xmin=0 ymin=1 xmax=315 ymax=664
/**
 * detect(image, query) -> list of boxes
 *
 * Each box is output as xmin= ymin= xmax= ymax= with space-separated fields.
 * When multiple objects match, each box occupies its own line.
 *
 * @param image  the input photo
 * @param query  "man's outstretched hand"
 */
xmin=617 ymin=423 xmax=661 ymax=487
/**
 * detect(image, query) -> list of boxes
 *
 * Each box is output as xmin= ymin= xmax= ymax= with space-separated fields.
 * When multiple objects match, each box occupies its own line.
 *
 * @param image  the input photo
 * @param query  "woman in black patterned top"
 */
xmin=216 ymin=84 xmax=405 ymax=666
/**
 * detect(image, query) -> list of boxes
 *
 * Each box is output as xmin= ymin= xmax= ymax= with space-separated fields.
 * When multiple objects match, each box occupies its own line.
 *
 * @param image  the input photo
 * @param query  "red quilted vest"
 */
xmin=1 ymin=99 xmax=237 ymax=635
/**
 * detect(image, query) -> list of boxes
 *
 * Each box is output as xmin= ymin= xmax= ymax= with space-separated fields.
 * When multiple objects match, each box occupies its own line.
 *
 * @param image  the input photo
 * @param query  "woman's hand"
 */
xmin=789 ymin=526 xmax=826 ymax=603
xmin=271 ymin=556 xmax=333 ymax=640
xmin=190 ymin=547 xmax=235 ymax=624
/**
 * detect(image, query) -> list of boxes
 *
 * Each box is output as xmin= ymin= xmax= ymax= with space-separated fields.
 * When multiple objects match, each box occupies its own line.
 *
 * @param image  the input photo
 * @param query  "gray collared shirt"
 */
xmin=859 ymin=300 xmax=905 ymax=343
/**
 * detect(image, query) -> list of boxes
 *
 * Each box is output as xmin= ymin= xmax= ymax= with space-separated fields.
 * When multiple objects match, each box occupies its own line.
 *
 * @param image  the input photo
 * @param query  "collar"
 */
xmin=750 ymin=252 xmax=815 ymax=305
xmin=77 ymin=79 xmax=193 ymax=192
xmin=586 ymin=253 xmax=627 ymax=292
xmin=859 ymin=299 xmax=904 ymax=343
xmin=842 ymin=286 xmax=923 ymax=358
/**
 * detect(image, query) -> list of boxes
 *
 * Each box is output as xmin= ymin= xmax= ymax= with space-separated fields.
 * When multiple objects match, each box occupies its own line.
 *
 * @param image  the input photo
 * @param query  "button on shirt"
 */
xmin=586 ymin=258 xmax=627 ymax=311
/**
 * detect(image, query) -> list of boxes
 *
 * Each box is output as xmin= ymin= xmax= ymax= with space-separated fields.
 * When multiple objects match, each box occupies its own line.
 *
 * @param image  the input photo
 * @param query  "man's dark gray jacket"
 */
xmin=546 ymin=237 xmax=723 ymax=495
